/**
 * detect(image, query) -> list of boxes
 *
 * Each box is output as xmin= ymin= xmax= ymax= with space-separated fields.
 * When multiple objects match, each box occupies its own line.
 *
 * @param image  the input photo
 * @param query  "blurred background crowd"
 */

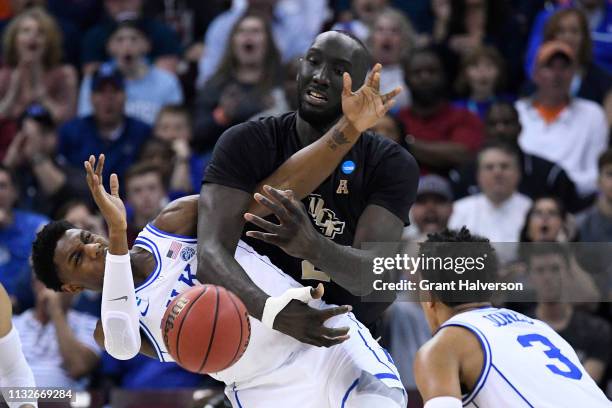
xmin=0 ymin=0 xmax=611 ymax=406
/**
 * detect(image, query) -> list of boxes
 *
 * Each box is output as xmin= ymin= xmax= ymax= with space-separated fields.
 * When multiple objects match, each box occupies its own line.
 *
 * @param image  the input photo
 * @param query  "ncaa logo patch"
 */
xmin=180 ymin=247 xmax=196 ymax=262
xmin=341 ymin=160 xmax=355 ymax=174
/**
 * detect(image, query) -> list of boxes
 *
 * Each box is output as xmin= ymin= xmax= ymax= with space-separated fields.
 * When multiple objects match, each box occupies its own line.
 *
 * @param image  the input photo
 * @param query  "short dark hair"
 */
xmin=521 ymin=241 xmax=570 ymax=268
xmin=125 ymin=161 xmax=165 ymax=188
xmin=419 ymin=227 xmax=499 ymax=307
xmin=476 ymin=140 xmax=521 ymax=168
xmin=598 ymin=148 xmax=612 ymax=172
xmin=31 ymin=220 xmax=74 ymax=291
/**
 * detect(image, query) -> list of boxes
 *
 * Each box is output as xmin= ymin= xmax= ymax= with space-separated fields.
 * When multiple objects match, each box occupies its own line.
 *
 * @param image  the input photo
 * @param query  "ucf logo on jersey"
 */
xmin=307 ymin=194 xmax=345 ymax=239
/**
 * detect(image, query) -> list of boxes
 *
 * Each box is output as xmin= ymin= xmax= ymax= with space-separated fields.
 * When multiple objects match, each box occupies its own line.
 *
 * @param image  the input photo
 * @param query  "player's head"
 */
xmin=297 ymin=30 xmax=372 ymax=131
xmin=32 ymin=220 xmax=109 ymax=293
xmin=418 ymin=227 xmax=498 ymax=332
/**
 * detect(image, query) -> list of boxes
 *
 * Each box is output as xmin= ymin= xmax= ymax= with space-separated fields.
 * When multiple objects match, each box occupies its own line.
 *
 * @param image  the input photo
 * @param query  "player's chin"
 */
xmin=298 ymin=100 xmax=341 ymax=125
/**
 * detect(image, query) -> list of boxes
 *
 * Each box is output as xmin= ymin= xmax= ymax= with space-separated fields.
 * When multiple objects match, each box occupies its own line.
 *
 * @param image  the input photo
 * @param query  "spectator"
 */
xmin=193 ymin=13 xmax=281 ymax=153
xmin=12 ymin=278 xmax=100 ymax=389
xmin=368 ymin=8 xmax=414 ymax=111
xmin=197 ymin=0 xmax=328 ymax=88
xmin=520 ymin=195 xmax=576 ymax=242
xmin=0 ymin=0 xmax=86 ymax=68
xmin=124 ymin=162 xmax=168 ymax=246
xmin=424 ymin=0 xmax=523 ymax=88
xmin=450 ymin=101 xmax=586 ymax=212
xmin=578 ymin=149 xmax=612 ymax=242
xmin=249 ymin=57 xmax=300 ymax=120
xmin=78 ymin=19 xmax=183 ymax=125
xmin=398 ymin=47 xmax=484 ymax=175
xmin=0 ymin=7 xmax=77 ymax=158
xmin=81 ymin=0 xmax=182 ymax=75
xmin=541 ymin=8 xmax=612 ymax=123
xmin=0 ymin=164 xmax=47 ymax=307
xmin=153 ymin=105 xmax=207 ymax=195
xmin=525 ymin=0 xmax=612 ymax=75
xmin=453 ymin=45 xmax=510 ymax=119
xmin=402 ymin=174 xmax=453 ymax=242
xmin=449 ymin=143 xmax=532 ymax=242
xmin=525 ymin=244 xmax=610 ymax=385
xmin=332 ymin=0 xmax=389 ymax=42
xmin=58 ymin=63 xmax=151 ymax=185
xmin=517 ymin=41 xmax=608 ymax=197
xmin=2 ymin=104 xmax=89 ymax=217
xmin=55 ymin=200 xmax=105 ymax=239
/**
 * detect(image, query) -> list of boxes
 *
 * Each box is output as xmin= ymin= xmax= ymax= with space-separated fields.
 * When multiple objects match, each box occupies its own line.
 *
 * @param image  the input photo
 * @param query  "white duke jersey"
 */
xmin=440 ymin=307 xmax=611 ymax=408
xmin=132 ymin=224 xmax=307 ymax=385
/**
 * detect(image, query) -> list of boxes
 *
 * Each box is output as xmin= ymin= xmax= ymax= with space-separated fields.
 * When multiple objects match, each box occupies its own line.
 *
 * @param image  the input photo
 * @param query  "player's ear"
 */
xmin=61 ymin=283 xmax=84 ymax=294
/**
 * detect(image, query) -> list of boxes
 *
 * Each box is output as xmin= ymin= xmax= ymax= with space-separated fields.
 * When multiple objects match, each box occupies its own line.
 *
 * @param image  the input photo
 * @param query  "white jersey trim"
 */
xmin=438 ymin=322 xmax=492 ymax=406
xmin=133 ymin=236 xmax=162 ymax=293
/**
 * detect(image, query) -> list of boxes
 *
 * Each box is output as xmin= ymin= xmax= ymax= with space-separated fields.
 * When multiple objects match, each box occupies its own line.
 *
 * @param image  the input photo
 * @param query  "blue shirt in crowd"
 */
xmin=58 ymin=115 xmax=151 ymax=183
xmin=0 ymin=210 xmax=48 ymax=299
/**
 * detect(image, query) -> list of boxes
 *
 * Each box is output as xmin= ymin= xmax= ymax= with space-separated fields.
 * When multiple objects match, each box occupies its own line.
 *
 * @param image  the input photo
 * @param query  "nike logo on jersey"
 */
xmin=140 ymin=303 xmax=150 ymax=317
xmin=108 ymin=295 xmax=128 ymax=302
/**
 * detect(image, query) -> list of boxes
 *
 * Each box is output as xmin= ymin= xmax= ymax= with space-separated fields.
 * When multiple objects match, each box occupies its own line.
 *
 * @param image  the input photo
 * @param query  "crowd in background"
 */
xmin=0 ymin=0 xmax=611 ymax=406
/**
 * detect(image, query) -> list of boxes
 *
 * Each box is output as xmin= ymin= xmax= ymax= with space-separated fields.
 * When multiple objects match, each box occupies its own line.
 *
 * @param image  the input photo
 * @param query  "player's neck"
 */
xmin=536 ymin=303 xmax=573 ymax=330
xmin=295 ymin=112 xmax=337 ymax=147
xmin=443 ymin=302 xmax=492 ymax=323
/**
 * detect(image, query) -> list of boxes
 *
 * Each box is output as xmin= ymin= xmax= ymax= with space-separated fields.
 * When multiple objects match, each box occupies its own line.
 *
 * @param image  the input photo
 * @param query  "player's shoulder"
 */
xmin=219 ymin=111 xmax=296 ymax=147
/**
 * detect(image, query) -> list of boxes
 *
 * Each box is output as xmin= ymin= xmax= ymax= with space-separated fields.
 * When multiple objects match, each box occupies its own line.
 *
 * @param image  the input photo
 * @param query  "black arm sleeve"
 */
xmin=203 ymin=120 xmax=276 ymax=193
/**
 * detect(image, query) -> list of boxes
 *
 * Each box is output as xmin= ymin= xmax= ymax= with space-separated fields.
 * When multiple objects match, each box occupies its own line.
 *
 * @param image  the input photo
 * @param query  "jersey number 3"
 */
xmin=517 ymin=333 xmax=582 ymax=380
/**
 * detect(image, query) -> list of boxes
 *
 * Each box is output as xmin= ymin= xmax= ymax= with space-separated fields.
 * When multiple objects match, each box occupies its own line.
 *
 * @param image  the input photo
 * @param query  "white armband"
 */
xmin=0 ymin=326 xmax=38 ymax=408
xmin=262 ymin=286 xmax=315 ymax=329
xmin=101 ymin=252 xmax=141 ymax=360
xmin=423 ymin=396 xmax=463 ymax=408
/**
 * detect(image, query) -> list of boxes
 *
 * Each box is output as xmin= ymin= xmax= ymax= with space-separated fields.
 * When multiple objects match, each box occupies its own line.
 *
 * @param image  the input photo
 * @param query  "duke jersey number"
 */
xmin=441 ymin=307 xmax=611 ymax=408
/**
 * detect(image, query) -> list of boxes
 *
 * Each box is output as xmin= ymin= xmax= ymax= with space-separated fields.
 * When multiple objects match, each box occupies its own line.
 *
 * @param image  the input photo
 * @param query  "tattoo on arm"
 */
xmin=326 ymin=129 xmax=350 ymax=151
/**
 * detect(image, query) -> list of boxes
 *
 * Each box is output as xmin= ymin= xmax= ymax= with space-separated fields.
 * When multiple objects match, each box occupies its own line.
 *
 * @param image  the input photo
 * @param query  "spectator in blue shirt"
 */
xmin=78 ymin=20 xmax=183 ymax=125
xmin=0 ymin=164 xmax=47 ymax=310
xmin=58 ymin=64 xmax=151 ymax=186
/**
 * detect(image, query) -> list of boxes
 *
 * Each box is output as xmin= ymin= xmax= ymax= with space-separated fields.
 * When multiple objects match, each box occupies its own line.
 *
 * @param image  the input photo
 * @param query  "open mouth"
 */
xmin=243 ymin=42 xmax=255 ymax=53
xmin=304 ymin=89 xmax=328 ymax=106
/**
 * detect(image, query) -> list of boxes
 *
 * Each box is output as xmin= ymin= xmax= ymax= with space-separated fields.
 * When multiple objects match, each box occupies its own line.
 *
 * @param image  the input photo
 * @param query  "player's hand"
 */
xmin=244 ymin=185 xmax=319 ymax=261
xmin=342 ymin=63 xmax=401 ymax=133
xmin=84 ymin=154 xmax=127 ymax=231
xmin=273 ymin=284 xmax=352 ymax=347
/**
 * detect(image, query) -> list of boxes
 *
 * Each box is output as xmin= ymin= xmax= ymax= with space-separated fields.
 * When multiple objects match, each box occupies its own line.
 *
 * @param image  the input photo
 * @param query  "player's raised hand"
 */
xmin=84 ymin=154 xmax=127 ymax=231
xmin=342 ymin=63 xmax=401 ymax=132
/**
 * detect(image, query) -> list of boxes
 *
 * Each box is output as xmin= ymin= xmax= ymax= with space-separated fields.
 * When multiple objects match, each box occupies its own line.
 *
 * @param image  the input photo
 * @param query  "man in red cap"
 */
xmin=516 ymin=40 xmax=608 ymax=197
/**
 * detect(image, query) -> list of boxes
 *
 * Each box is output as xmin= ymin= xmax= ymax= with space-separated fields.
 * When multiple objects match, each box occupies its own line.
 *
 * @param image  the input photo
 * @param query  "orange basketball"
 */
xmin=161 ymin=285 xmax=251 ymax=373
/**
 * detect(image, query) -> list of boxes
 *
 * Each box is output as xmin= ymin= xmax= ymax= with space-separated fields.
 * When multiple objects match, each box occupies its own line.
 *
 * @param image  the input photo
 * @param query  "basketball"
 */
xmin=161 ymin=285 xmax=251 ymax=374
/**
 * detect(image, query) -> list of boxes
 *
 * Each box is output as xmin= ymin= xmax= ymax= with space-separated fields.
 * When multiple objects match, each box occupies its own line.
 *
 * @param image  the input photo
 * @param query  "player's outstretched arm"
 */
xmin=85 ymin=155 xmax=141 ymax=360
xmin=246 ymin=63 xmax=400 ymax=215
xmin=0 ymin=284 xmax=37 ymax=408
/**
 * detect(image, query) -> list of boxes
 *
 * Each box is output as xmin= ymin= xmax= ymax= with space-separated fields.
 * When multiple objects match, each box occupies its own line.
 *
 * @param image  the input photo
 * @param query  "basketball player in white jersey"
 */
xmin=33 ymin=63 xmax=407 ymax=407
xmin=413 ymin=228 xmax=611 ymax=408
xmin=0 ymin=284 xmax=37 ymax=408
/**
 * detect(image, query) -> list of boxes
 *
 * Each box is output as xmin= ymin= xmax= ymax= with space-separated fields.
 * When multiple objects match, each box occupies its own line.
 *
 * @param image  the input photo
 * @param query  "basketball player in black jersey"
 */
xmin=198 ymin=30 xmax=419 ymax=346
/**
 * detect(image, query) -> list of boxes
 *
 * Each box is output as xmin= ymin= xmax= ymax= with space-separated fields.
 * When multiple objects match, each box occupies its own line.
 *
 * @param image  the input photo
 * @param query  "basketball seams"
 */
xmin=198 ymin=285 xmax=220 ymax=373
xmin=226 ymin=290 xmax=245 ymax=367
xmin=174 ymin=285 xmax=209 ymax=366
